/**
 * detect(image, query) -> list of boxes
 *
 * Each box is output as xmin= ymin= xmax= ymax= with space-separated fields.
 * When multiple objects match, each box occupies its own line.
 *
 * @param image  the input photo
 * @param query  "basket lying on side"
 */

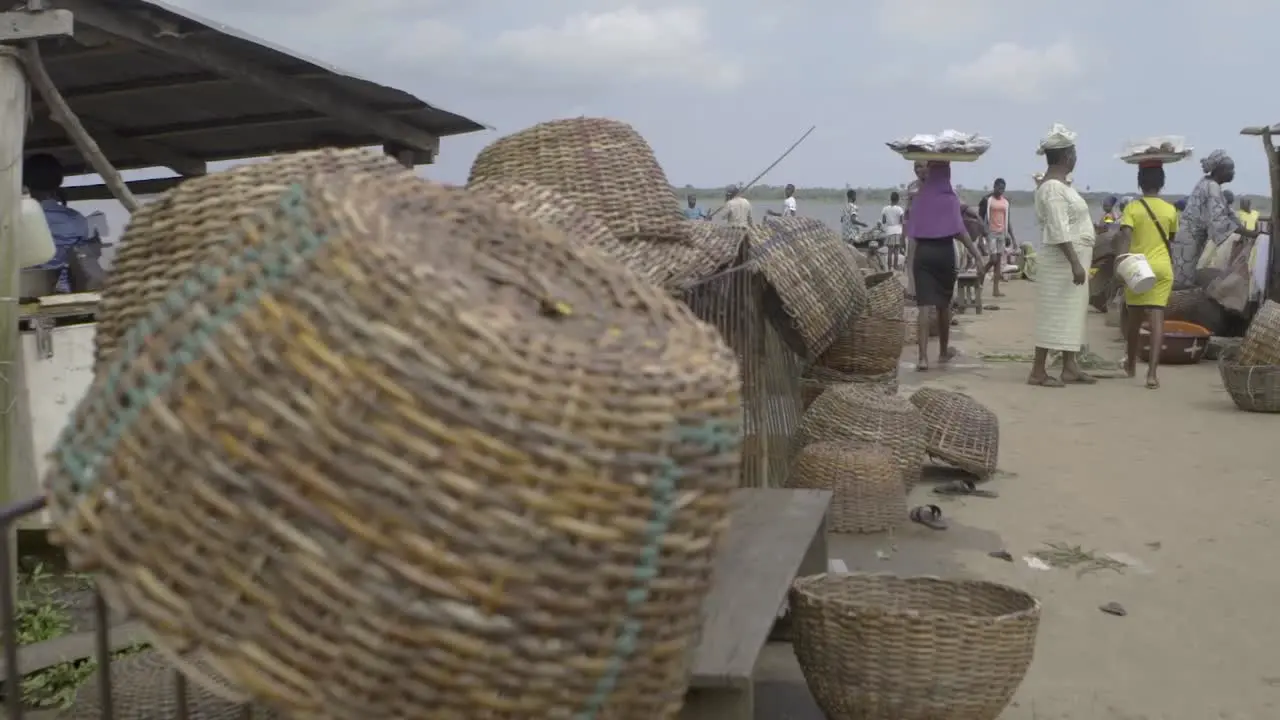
xmin=94 ymin=148 xmax=413 ymax=369
xmin=467 ymin=116 xmax=686 ymax=242
xmin=908 ymin=387 xmax=1000 ymax=478
xmin=59 ymin=650 xmax=278 ymax=720
xmin=818 ymin=314 xmax=905 ymax=375
xmin=45 ymin=177 xmax=744 ymax=720
xmin=1219 ymin=345 xmax=1280 ymax=413
xmin=752 ymin=217 xmax=866 ymax=358
xmin=788 ymin=442 xmax=906 ymax=533
xmin=793 ymin=384 xmax=925 ymax=489
xmin=1240 ymin=300 xmax=1280 ymax=366
xmin=790 ymin=573 xmax=1041 ymax=720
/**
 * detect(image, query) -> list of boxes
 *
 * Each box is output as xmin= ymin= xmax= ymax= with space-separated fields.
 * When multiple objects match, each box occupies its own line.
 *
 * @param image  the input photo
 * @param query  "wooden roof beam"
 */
xmin=53 ymin=0 xmax=440 ymax=155
xmin=1240 ymin=125 xmax=1280 ymax=136
xmin=73 ymin=116 xmax=205 ymax=176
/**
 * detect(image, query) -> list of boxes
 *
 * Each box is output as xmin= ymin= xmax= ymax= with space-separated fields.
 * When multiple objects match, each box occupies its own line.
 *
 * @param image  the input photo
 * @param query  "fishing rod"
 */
xmin=706 ymin=125 xmax=817 ymax=220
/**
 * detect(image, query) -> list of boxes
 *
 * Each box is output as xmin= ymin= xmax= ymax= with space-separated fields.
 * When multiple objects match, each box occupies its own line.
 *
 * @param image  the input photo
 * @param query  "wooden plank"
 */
xmin=0 ymin=620 xmax=148 ymax=680
xmin=0 ymin=10 xmax=74 ymax=42
xmin=689 ymin=489 xmax=830 ymax=688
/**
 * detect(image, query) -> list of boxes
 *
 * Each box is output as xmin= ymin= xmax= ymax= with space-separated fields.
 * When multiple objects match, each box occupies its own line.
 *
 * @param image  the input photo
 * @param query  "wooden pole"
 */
xmin=0 ymin=49 xmax=29 ymax=607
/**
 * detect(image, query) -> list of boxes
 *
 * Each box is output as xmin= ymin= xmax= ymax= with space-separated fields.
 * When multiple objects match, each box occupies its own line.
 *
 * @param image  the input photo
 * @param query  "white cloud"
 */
xmin=876 ymin=0 xmax=999 ymax=40
xmin=943 ymin=41 xmax=1085 ymax=103
xmin=487 ymin=6 xmax=744 ymax=90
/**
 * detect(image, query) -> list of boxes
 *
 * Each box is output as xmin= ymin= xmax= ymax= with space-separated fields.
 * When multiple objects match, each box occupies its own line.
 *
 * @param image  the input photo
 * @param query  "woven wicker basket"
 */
xmin=794 ymin=384 xmax=925 ymax=489
xmin=800 ymin=366 xmax=899 ymax=410
xmin=864 ymin=272 xmax=905 ymax=319
xmin=60 ymin=650 xmax=277 ymax=720
xmin=790 ymin=573 xmax=1040 ymax=720
xmin=468 ymin=117 xmax=686 ymax=242
xmin=1240 ymin=300 xmax=1280 ymax=366
xmin=1219 ymin=346 xmax=1280 ymax=413
xmin=788 ymin=442 xmax=906 ymax=533
xmin=751 ymin=217 xmax=866 ymax=358
xmin=908 ymin=387 xmax=999 ymax=478
xmin=94 ymin=148 xmax=412 ymax=368
xmin=1166 ymin=287 xmax=1226 ymax=335
xmin=45 ymin=177 xmax=744 ymax=720
xmin=818 ymin=315 xmax=906 ymax=375
xmin=468 ymin=178 xmax=617 ymax=248
xmin=902 ymin=306 xmax=939 ymax=342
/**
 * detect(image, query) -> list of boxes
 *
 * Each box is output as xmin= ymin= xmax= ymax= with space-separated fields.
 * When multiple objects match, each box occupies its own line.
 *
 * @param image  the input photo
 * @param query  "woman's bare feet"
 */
xmin=1146 ymin=373 xmax=1160 ymax=389
xmin=917 ymin=354 xmax=929 ymax=372
xmin=938 ymin=347 xmax=958 ymax=365
xmin=1027 ymin=372 xmax=1064 ymax=387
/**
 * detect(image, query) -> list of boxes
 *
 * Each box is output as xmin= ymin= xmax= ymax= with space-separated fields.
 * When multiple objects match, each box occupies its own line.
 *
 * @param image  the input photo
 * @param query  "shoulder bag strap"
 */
xmin=1137 ymin=199 xmax=1171 ymax=247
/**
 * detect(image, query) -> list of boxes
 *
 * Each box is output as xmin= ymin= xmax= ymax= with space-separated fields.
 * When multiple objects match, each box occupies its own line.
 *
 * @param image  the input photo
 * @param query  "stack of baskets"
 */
xmin=1220 ymin=300 xmax=1280 ymax=412
xmin=789 ymin=573 xmax=1041 ymax=720
xmin=46 ymin=163 xmax=746 ymax=720
xmin=793 ymin=384 xmax=926 ymax=490
xmin=909 ymin=388 xmax=1000 ymax=478
xmin=801 ymin=272 xmax=904 ymax=404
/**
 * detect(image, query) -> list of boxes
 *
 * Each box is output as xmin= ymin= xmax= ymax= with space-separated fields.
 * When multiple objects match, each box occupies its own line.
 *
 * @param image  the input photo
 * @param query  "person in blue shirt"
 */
xmin=24 ymin=153 xmax=91 ymax=293
xmin=684 ymin=193 xmax=707 ymax=220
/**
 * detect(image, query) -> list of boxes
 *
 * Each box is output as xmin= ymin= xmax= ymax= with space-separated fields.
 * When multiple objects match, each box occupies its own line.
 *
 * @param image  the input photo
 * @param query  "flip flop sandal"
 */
xmin=932 ymin=479 xmax=999 ymax=498
xmin=909 ymin=504 xmax=948 ymax=530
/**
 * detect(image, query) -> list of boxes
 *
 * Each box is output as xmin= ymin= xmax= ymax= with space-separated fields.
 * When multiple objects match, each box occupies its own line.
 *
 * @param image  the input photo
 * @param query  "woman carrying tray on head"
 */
xmin=1116 ymin=160 xmax=1177 ymax=389
xmin=1028 ymin=124 xmax=1096 ymax=387
xmin=906 ymin=160 xmax=985 ymax=371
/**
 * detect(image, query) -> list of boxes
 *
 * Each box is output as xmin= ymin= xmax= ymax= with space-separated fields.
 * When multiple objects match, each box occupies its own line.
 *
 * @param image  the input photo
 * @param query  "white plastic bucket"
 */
xmin=1116 ymin=253 xmax=1156 ymax=294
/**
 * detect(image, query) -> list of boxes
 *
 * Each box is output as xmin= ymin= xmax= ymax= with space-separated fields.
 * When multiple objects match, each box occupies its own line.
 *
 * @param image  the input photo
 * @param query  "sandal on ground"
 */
xmin=932 ymin=479 xmax=999 ymax=498
xmin=1027 ymin=374 xmax=1064 ymax=387
xmin=909 ymin=504 xmax=948 ymax=530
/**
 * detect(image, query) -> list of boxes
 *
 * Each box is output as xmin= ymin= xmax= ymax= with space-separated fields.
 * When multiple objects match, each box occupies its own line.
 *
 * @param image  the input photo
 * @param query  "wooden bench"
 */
xmin=680 ymin=488 xmax=831 ymax=720
xmin=954 ymin=271 xmax=982 ymax=314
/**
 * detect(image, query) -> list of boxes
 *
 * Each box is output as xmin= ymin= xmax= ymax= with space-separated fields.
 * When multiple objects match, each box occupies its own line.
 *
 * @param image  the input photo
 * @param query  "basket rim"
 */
xmin=792 ymin=572 xmax=1040 ymax=623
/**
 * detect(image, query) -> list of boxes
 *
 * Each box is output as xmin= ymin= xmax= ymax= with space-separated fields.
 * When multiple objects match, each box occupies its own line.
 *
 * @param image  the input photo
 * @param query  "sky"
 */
xmin=69 ymin=0 xmax=1280 ymax=228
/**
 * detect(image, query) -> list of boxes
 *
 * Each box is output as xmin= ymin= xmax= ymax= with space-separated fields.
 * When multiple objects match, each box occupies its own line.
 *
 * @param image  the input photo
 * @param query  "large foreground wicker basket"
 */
xmin=908 ymin=387 xmax=1000 ymax=478
xmin=94 ymin=148 xmax=412 ymax=368
xmin=45 ymin=177 xmax=744 ymax=720
xmin=752 ymin=217 xmax=866 ymax=358
xmin=788 ymin=442 xmax=905 ymax=533
xmin=1219 ymin=346 xmax=1280 ymax=413
xmin=1240 ymin=300 xmax=1280 ymax=366
xmin=790 ymin=573 xmax=1041 ymax=720
xmin=794 ymin=385 xmax=925 ymax=489
xmin=468 ymin=117 xmax=686 ymax=242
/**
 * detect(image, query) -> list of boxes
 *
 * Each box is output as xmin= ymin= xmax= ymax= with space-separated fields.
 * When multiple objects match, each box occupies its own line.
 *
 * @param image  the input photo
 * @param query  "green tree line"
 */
xmin=674 ymin=184 xmax=1272 ymax=211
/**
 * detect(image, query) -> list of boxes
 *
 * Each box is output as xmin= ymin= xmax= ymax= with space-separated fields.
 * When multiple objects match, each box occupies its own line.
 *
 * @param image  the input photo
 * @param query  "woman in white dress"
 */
xmin=1028 ymin=124 xmax=1097 ymax=387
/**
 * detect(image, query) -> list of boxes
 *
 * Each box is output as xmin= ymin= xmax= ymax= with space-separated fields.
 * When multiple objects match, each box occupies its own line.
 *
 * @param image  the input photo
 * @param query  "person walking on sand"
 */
xmin=723 ymin=185 xmax=753 ymax=228
xmin=880 ymin=191 xmax=906 ymax=269
xmin=1027 ymin=124 xmax=1097 ymax=387
xmin=1116 ymin=161 xmax=1177 ymax=389
xmin=906 ymin=161 xmax=985 ymax=371
xmin=767 ymin=184 xmax=798 ymax=217
xmin=977 ymin=177 xmax=1016 ymax=297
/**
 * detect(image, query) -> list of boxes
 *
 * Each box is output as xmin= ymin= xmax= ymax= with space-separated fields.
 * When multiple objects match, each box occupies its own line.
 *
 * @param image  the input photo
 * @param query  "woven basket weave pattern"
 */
xmin=864 ymin=272 xmax=905 ymax=319
xmin=467 ymin=117 xmax=686 ymax=242
xmin=46 ymin=176 xmax=743 ymax=720
xmin=1219 ymin=346 xmax=1280 ymax=413
xmin=788 ymin=443 xmax=905 ymax=533
xmin=790 ymin=573 xmax=1040 ymax=720
xmin=818 ymin=316 xmax=906 ymax=376
xmin=1240 ymin=300 xmax=1280 ymax=366
xmin=752 ymin=217 xmax=866 ymax=358
xmin=94 ymin=148 xmax=412 ymax=369
xmin=793 ymin=385 xmax=925 ymax=489
xmin=908 ymin=388 xmax=1000 ymax=478
xmin=59 ymin=651 xmax=276 ymax=720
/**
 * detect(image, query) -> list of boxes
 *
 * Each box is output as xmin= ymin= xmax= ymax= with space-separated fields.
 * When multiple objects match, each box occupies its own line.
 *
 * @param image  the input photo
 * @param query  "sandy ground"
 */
xmin=754 ymin=277 xmax=1280 ymax=719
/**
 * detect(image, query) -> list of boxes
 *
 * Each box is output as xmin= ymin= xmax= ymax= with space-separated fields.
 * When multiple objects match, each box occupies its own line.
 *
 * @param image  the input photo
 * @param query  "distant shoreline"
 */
xmin=673 ymin=185 xmax=1272 ymax=210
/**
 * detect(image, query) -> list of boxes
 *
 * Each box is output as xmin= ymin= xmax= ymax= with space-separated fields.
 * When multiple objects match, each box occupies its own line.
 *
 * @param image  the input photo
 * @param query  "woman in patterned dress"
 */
xmin=1028 ymin=124 xmax=1097 ymax=387
xmin=1169 ymin=150 xmax=1261 ymax=289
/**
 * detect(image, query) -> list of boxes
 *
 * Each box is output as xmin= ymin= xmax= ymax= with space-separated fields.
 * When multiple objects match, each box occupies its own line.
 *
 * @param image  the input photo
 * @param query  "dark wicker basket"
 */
xmin=1219 ymin=345 xmax=1280 ymax=413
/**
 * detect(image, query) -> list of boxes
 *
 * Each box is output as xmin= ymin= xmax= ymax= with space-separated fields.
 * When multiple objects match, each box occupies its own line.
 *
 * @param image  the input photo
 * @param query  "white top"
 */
xmin=724 ymin=197 xmax=753 ymax=227
xmin=782 ymin=196 xmax=797 ymax=216
xmin=880 ymin=205 xmax=905 ymax=234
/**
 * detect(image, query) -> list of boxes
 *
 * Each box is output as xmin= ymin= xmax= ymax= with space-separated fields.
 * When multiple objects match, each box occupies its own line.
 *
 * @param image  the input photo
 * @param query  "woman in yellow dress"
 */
xmin=1116 ymin=161 xmax=1177 ymax=389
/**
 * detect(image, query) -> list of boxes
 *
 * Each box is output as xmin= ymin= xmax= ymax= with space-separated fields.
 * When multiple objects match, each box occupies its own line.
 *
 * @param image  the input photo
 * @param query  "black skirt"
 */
xmin=912 ymin=237 xmax=957 ymax=308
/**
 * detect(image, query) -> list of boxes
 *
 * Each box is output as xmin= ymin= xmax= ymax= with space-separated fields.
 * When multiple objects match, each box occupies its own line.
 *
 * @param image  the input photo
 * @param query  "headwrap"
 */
xmin=1036 ymin=123 xmax=1077 ymax=155
xmin=1200 ymin=150 xmax=1232 ymax=175
xmin=904 ymin=161 xmax=964 ymax=239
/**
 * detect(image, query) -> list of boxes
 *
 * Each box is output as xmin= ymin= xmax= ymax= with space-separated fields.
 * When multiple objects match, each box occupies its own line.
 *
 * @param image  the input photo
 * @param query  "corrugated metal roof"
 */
xmin=26 ymin=0 xmax=487 ymax=176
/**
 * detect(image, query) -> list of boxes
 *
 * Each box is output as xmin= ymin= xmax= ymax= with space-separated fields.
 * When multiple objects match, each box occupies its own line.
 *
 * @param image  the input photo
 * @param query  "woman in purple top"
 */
xmin=906 ymin=161 xmax=985 ymax=370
